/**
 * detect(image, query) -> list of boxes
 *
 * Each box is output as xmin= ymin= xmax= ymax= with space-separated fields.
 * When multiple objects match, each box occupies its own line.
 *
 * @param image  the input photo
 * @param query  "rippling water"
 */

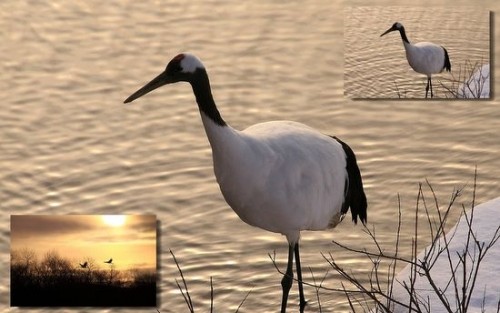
xmin=345 ymin=7 xmax=490 ymax=98
xmin=1 ymin=1 xmax=500 ymax=312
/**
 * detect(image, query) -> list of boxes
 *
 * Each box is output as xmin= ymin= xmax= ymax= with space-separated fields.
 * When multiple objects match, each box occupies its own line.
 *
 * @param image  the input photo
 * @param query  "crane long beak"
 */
xmin=124 ymin=70 xmax=172 ymax=103
xmin=380 ymin=27 xmax=395 ymax=37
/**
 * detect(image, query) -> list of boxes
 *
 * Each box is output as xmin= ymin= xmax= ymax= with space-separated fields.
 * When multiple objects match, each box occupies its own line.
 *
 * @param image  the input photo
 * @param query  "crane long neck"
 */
xmin=190 ymin=68 xmax=239 ymax=159
xmin=191 ymin=69 xmax=226 ymax=127
xmin=398 ymin=27 xmax=410 ymax=44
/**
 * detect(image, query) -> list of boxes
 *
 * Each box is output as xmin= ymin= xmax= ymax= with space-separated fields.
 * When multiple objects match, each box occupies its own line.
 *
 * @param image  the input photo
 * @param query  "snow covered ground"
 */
xmin=458 ymin=64 xmax=490 ymax=99
xmin=388 ymin=197 xmax=500 ymax=312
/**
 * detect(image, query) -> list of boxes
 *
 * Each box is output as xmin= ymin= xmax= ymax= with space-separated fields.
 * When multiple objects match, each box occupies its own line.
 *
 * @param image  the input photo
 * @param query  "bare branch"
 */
xmin=170 ymin=250 xmax=194 ymax=313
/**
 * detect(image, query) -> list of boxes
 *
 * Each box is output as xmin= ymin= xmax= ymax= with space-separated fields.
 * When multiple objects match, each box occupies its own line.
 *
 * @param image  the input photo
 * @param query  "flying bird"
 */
xmin=381 ymin=22 xmax=451 ymax=98
xmin=124 ymin=53 xmax=367 ymax=313
xmin=104 ymin=258 xmax=113 ymax=264
xmin=79 ymin=262 xmax=88 ymax=268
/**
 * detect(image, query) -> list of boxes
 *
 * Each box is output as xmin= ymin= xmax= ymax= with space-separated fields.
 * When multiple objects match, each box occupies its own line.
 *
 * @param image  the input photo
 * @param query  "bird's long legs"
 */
xmin=294 ymin=242 xmax=307 ymax=313
xmin=280 ymin=243 xmax=307 ymax=313
xmin=281 ymin=244 xmax=294 ymax=313
xmin=425 ymin=77 xmax=434 ymax=98
xmin=430 ymin=77 xmax=434 ymax=98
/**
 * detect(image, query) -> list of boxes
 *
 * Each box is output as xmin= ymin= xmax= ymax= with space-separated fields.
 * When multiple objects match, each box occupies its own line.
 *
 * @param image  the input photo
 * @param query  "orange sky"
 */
xmin=11 ymin=215 xmax=156 ymax=271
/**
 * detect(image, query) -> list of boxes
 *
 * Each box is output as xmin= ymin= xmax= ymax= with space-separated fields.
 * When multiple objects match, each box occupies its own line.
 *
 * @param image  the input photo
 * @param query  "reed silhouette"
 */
xmin=10 ymin=249 xmax=156 ymax=307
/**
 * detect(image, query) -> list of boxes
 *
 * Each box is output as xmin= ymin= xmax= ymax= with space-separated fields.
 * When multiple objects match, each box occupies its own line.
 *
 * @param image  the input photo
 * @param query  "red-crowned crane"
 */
xmin=381 ymin=22 xmax=451 ymax=98
xmin=124 ymin=53 xmax=367 ymax=313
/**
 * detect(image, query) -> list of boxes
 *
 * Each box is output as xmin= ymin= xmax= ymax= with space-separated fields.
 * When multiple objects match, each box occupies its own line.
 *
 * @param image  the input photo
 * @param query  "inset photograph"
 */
xmin=344 ymin=7 xmax=490 ymax=99
xmin=10 ymin=215 xmax=157 ymax=307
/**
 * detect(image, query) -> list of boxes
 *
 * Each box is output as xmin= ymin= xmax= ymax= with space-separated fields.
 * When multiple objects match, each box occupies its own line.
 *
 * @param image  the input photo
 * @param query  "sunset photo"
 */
xmin=10 ymin=215 xmax=157 ymax=307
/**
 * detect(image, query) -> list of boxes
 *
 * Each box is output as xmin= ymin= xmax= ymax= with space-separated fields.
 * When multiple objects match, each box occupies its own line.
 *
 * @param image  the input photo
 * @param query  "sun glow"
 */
xmin=102 ymin=215 xmax=126 ymax=227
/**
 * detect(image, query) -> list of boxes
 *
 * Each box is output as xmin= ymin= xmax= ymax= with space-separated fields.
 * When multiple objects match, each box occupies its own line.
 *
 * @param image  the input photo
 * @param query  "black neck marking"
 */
xmin=398 ymin=26 xmax=410 ymax=44
xmin=190 ymin=68 xmax=226 ymax=127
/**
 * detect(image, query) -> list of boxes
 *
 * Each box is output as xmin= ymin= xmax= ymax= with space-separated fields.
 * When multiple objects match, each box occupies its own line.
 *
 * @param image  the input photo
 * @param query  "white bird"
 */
xmin=381 ymin=22 xmax=451 ymax=98
xmin=104 ymin=258 xmax=113 ymax=264
xmin=124 ymin=53 xmax=367 ymax=313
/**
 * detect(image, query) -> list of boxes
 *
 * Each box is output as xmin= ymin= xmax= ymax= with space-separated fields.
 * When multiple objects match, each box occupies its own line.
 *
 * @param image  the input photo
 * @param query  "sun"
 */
xmin=102 ymin=215 xmax=126 ymax=227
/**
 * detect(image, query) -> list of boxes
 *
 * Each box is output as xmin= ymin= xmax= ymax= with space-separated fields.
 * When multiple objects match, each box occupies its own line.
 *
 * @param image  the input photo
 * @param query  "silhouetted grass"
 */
xmin=10 ymin=250 xmax=156 ymax=307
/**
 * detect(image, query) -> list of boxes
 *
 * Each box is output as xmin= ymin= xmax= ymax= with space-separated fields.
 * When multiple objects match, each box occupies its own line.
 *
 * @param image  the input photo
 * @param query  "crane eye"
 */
xmin=165 ymin=60 xmax=183 ymax=75
xmin=165 ymin=53 xmax=186 ymax=74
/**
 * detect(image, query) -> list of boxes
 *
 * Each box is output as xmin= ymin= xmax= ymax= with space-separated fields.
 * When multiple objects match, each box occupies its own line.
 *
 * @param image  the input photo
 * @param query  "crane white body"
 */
xmin=403 ymin=41 xmax=448 ymax=76
xmin=124 ymin=53 xmax=367 ymax=313
xmin=204 ymin=117 xmax=347 ymax=244
xmin=381 ymin=22 xmax=451 ymax=98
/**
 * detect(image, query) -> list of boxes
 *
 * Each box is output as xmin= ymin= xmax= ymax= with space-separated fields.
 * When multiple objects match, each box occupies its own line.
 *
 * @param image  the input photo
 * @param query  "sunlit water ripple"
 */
xmin=1 ymin=1 xmax=499 ymax=312
xmin=345 ymin=7 xmax=490 ymax=99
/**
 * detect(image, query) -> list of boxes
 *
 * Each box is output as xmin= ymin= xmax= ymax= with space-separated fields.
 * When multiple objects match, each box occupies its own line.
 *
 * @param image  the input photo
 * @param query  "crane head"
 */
xmin=380 ymin=22 xmax=404 ymax=37
xmin=124 ymin=53 xmax=205 ymax=104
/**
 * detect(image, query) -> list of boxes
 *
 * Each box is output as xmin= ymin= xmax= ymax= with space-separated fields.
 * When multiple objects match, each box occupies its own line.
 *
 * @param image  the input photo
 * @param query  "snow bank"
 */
xmin=389 ymin=197 xmax=500 ymax=312
xmin=458 ymin=64 xmax=490 ymax=99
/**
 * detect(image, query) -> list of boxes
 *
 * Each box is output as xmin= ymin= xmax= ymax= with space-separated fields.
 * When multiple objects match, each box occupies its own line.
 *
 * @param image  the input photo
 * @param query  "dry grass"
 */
xmin=167 ymin=250 xmax=252 ymax=313
xmin=393 ymin=59 xmax=489 ymax=99
xmin=317 ymin=168 xmax=500 ymax=312
xmin=440 ymin=59 xmax=490 ymax=99
xmin=163 ymin=169 xmax=499 ymax=313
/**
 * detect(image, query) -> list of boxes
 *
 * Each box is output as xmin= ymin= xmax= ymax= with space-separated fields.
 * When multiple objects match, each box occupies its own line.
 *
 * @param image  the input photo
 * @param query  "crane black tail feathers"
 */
xmin=443 ymin=47 xmax=451 ymax=72
xmin=331 ymin=136 xmax=367 ymax=225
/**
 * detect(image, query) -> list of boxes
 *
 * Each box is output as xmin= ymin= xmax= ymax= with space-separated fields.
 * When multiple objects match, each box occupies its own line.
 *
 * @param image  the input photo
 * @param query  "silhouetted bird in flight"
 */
xmin=104 ymin=258 xmax=113 ymax=264
xmin=79 ymin=262 xmax=88 ymax=268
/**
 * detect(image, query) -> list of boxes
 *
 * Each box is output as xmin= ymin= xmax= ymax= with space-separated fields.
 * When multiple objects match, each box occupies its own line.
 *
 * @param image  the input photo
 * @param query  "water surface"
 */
xmin=345 ymin=7 xmax=490 ymax=98
xmin=1 ymin=1 xmax=500 ymax=312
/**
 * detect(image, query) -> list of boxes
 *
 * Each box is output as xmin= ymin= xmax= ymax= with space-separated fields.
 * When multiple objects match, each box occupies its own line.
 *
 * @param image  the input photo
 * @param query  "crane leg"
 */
xmin=425 ymin=78 xmax=430 ymax=98
xmin=430 ymin=77 xmax=434 ymax=98
xmin=294 ymin=242 xmax=307 ymax=313
xmin=281 ymin=244 xmax=294 ymax=313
